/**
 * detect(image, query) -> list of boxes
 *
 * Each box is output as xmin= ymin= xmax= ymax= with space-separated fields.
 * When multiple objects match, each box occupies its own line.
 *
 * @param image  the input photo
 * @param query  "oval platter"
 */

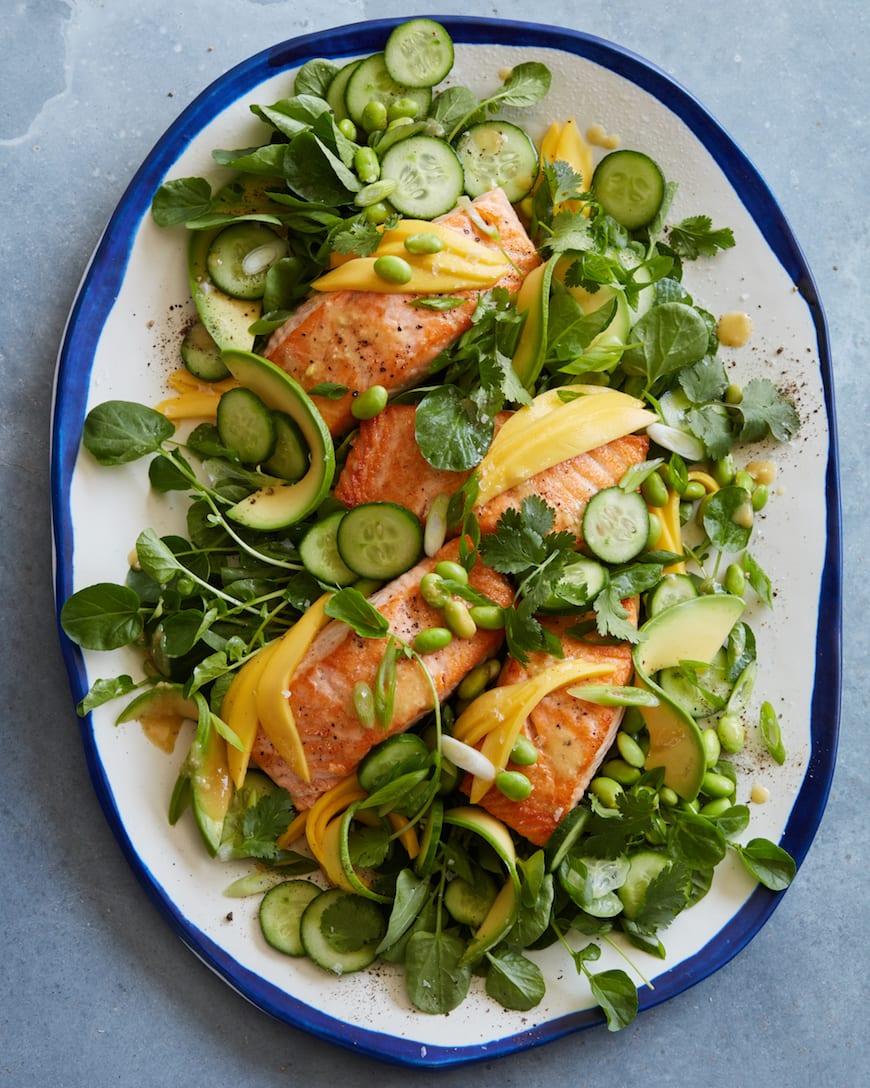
xmin=51 ymin=16 xmax=841 ymax=1069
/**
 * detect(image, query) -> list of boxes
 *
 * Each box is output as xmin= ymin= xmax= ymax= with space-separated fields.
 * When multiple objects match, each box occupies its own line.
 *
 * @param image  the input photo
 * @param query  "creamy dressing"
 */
xmin=585 ymin=123 xmax=620 ymax=150
xmin=717 ymin=310 xmax=753 ymax=348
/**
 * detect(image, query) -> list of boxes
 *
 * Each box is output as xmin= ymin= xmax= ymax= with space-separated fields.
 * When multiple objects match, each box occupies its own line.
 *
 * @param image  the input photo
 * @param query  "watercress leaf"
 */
xmin=294 ymin=59 xmax=339 ymax=97
xmin=669 ymin=810 xmax=727 ymax=868
xmin=160 ymin=609 xmax=204 ymax=657
xmin=589 ymin=969 xmax=638 ymax=1031
xmin=150 ymin=176 xmax=213 ymax=227
xmin=731 ymin=838 xmax=796 ymax=891
xmin=212 ymin=143 xmax=288 ymax=175
xmin=185 ymin=651 xmax=229 ymax=696
xmin=404 ymin=930 xmax=472 ymax=1014
xmin=149 ymin=452 xmax=192 ymax=493
xmin=430 ymin=85 xmax=482 ymax=133
xmin=83 ymin=401 xmax=175 ymax=465
xmin=135 ymin=529 xmax=185 ymax=586
xmin=702 ymin=485 xmax=753 ymax=551
xmin=76 ymin=674 xmax=138 ymax=715
xmin=548 ymin=294 xmax=618 ymax=361
xmin=325 ymin=587 xmax=389 ymax=638
xmin=621 ymin=920 xmax=667 ymax=959
xmin=497 ymin=61 xmax=552 ymax=108
xmin=744 ymin=551 xmax=773 ymax=607
xmin=415 ymin=385 xmax=494 ymax=471
xmin=284 ymin=130 xmax=358 ymax=203
xmin=736 ymin=378 xmax=800 ymax=443
xmin=60 ymin=583 xmax=144 ymax=651
xmin=622 ymin=302 xmax=710 ymax=390
xmin=485 ymin=948 xmax=546 ymax=1011
xmin=709 ymin=804 xmax=751 ymax=838
xmin=377 ymin=868 xmax=429 ymax=954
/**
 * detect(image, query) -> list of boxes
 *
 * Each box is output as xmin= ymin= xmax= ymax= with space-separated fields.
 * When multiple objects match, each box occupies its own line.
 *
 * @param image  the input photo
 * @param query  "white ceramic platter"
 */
xmin=51 ymin=17 xmax=840 ymax=1069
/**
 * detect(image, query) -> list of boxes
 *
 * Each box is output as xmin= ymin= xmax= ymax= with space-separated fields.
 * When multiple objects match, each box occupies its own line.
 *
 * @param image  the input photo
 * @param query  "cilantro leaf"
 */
xmin=668 ymin=215 xmax=736 ymax=259
xmin=237 ymin=789 xmax=297 ymax=860
xmin=629 ymin=861 xmax=690 ymax=930
xmin=736 ymin=378 xmax=800 ymax=443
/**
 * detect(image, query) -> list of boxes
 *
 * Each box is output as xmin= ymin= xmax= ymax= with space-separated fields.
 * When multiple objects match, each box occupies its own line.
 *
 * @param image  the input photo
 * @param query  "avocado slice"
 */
xmin=220 ymin=350 xmax=335 ymax=530
xmin=633 ymin=594 xmax=745 ymax=800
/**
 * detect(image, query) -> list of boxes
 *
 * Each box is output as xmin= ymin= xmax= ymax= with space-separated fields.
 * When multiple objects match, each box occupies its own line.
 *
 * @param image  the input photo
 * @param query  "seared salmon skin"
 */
xmin=335 ymin=403 xmax=649 ymax=540
xmin=264 ymin=189 xmax=540 ymax=436
xmin=466 ymin=612 xmax=638 ymax=846
xmin=250 ymin=540 xmax=513 ymax=809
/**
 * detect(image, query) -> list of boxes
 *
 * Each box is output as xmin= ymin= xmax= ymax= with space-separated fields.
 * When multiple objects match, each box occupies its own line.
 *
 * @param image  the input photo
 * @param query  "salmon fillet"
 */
xmin=264 ymin=189 xmax=540 ymax=436
xmin=466 ymin=611 xmax=638 ymax=846
xmin=251 ymin=539 xmax=513 ymax=809
xmin=334 ymin=403 xmax=649 ymax=541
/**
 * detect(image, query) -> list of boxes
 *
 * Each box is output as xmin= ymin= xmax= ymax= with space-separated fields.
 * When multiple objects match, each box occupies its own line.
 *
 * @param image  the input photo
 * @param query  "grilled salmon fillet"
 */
xmin=466 ymin=611 xmax=638 ymax=846
xmin=334 ymin=403 xmax=649 ymax=541
xmin=250 ymin=539 xmax=513 ymax=809
xmin=264 ymin=189 xmax=540 ymax=436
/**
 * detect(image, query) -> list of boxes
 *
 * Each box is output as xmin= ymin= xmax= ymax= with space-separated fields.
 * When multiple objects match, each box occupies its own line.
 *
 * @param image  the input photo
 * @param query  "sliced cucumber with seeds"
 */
xmin=336 ymin=501 xmax=423 ymax=580
xmin=216 ymin=386 xmax=276 ymax=464
xmin=344 ymin=53 xmax=432 ymax=129
xmin=206 ymin=222 xmax=290 ymax=300
xmin=591 ymin=149 xmax=666 ymax=231
xmin=582 ymin=486 xmax=650 ymax=564
xmin=262 ymin=411 xmax=309 ymax=481
xmin=540 ymin=555 xmax=608 ymax=612
xmin=300 ymin=888 xmax=386 ymax=974
xmin=384 ymin=19 xmax=454 ymax=88
xmin=455 ymin=121 xmax=539 ymax=203
xmin=379 ymin=134 xmax=464 ymax=219
xmin=647 ymin=572 xmax=698 ymax=616
xmin=180 ymin=320 xmax=230 ymax=382
xmin=326 ymin=58 xmax=360 ymax=122
xmin=299 ymin=509 xmax=357 ymax=586
xmin=259 ymin=879 xmax=321 ymax=956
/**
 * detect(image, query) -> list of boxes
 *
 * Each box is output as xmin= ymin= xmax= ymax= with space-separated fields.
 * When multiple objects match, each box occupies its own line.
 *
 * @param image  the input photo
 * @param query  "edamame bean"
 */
xmin=420 ymin=572 xmax=448 ymax=608
xmin=659 ymin=786 xmax=680 ymax=807
xmin=338 ymin=118 xmax=358 ymax=141
xmin=600 ymin=758 xmax=641 ymax=786
xmin=495 ymin=770 xmax=533 ymax=802
xmin=413 ymin=626 xmax=453 ymax=654
xmin=373 ymin=253 xmax=413 ymax=284
xmin=388 ymin=96 xmax=421 ymax=120
xmin=434 ymin=559 xmax=468 ymax=584
xmin=360 ymin=99 xmax=388 ymax=132
xmin=700 ymin=796 xmax=733 ymax=818
xmin=363 ymin=202 xmax=391 ymax=224
xmin=353 ymin=681 xmax=375 ymax=728
xmin=469 ymin=604 xmax=505 ymax=630
xmin=351 ymin=384 xmax=388 ymax=420
xmin=701 ymin=770 xmax=736 ymax=798
xmin=646 ymin=512 xmax=662 ymax=549
xmin=701 ymin=728 xmax=721 ymax=769
xmin=509 ymin=734 xmax=538 ymax=767
xmin=724 ymin=562 xmax=745 ymax=597
xmin=589 ymin=776 xmax=623 ymax=808
xmin=353 ymin=146 xmax=380 ymax=184
xmin=683 ymin=480 xmax=707 ymax=502
xmin=444 ymin=598 xmax=477 ymax=639
xmin=724 ymin=382 xmax=743 ymax=405
xmin=734 ymin=469 xmax=755 ymax=493
xmin=641 ymin=471 xmax=669 ymax=507
xmin=616 ymin=731 xmax=646 ymax=769
xmin=713 ymin=454 xmax=736 ymax=486
xmin=751 ymin=483 xmax=769 ymax=511
xmin=386 ymin=115 xmax=414 ymax=131
xmin=355 ymin=179 xmax=398 ymax=208
xmin=458 ymin=659 xmax=500 ymax=701
xmin=717 ymin=712 xmax=745 ymax=754
xmin=403 ymin=232 xmax=444 ymax=255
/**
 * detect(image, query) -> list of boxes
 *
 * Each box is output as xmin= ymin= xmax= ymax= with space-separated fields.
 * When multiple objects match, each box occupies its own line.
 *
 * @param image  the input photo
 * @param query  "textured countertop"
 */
xmin=2 ymin=1 xmax=866 ymax=1084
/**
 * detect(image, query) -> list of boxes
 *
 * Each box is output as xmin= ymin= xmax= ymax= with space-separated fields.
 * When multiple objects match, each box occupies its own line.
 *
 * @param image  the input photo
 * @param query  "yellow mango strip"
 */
xmin=660 ymin=489 xmax=687 ymax=574
xmin=276 ymin=809 xmax=309 ymax=850
xmin=451 ymin=658 xmax=611 ymax=804
xmin=311 ymin=251 xmax=508 ymax=294
xmin=553 ymin=117 xmax=594 ymax=199
xmin=387 ymin=813 xmax=420 ymax=860
xmin=168 ymin=368 xmax=238 ymax=395
xmin=256 ymin=594 xmax=331 ymax=783
xmin=305 ymin=774 xmax=366 ymax=868
xmin=223 ymin=640 xmax=283 ymax=789
xmin=476 ymin=386 xmax=656 ymax=507
xmin=155 ymin=369 xmax=239 ymax=420
xmin=687 ymin=469 xmax=720 ymax=493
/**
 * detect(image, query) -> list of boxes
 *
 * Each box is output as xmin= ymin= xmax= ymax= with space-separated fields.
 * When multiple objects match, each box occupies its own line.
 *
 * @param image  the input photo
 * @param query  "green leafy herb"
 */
xmin=669 ymin=215 xmax=736 ymax=259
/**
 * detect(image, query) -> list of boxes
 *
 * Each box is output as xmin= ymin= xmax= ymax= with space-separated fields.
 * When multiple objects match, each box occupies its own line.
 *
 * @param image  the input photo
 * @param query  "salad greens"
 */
xmin=61 ymin=18 xmax=800 ymax=1035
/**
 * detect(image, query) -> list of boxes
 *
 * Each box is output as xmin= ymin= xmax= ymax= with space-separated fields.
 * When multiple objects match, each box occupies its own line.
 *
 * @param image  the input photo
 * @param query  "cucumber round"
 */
xmin=591 ymin=149 xmax=666 ymax=231
xmin=298 ymin=509 xmax=357 ymax=586
xmin=216 ymin=386 xmax=276 ymax=464
xmin=300 ymin=888 xmax=386 ymax=975
xmin=344 ymin=53 xmax=432 ymax=129
xmin=259 ymin=879 xmax=321 ymax=956
xmin=540 ymin=555 xmax=608 ymax=612
xmin=336 ymin=501 xmax=423 ymax=580
xmin=582 ymin=486 xmax=650 ymax=565
xmin=455 ymin=121 xmax=539 ymax=203
xmin=379 ymin=135 xmax=464 ymax=219
xmin=357 ymin=732 xmax=430 ymax=795
xmin=383 ymin=19 xmax=454 ymax=88
xmin=262 ymin=411 xmax=309 ymax=481
xmin=206 ymin=222 xmax=289 ymax=300
xmin=647 ymin=572 xmax=698 ymax=616
xmin=180 ymin=320 xmax=230 ymax=382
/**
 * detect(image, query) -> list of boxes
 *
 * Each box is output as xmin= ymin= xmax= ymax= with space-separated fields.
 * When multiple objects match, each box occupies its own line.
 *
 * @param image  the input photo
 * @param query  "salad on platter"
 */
xmin=60 ymin=19 xmax=802 ymax=1033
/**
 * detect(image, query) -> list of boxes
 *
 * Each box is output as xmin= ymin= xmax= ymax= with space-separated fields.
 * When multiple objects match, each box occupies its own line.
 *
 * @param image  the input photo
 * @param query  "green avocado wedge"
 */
xmin=189 ymin=229 xmax=260 ymax=351
xmin=221 ymin=350 xmax=335 ymax=530
xmin=632 ymin=594 xmax=745 ymax=800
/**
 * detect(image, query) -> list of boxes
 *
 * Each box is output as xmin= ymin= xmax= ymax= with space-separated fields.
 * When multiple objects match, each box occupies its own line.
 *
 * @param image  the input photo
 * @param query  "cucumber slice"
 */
xmin=540 ymin=555 xmax=608 ymax=612
xmin=206 ymin=222 xmax=290 ymax=300
xmin=379 ymin=135 xmax=464 ymax=219
xmin=300 ymin=888 xmax=386 ymax=974
xmin=454 ymin=121 xmax=539 ymax=203
xmin=582 ymin=486 xmax=650 ymax=564
xmin=259 ymin=879 xmax=321 ymax=956
xmin=336 ymin=501 xmax=423 ymax=580
xmin=357 ymin=733 xmax=430 ymax=795
xmin=344 ymin=53 xmax=432 ymax=128
xmin=262 ymin=411 xmax=309 ymax=481
xmin=325 ymin=58 xmax=360 ymax=122
xmin=657 ymin=649 xmax=732 ymax=719
xmin=180 ymin=320 xmax=231 ymax=382
xmin=617 ymin=851 xmax=670 ymax=920
xmin=444 ymin=870 xmax=499 ymax=928
xmin=216 ymin=387 xmax=277 ymax=464
xmin=647 ymin=572 xmax=698 ymax=616
xmin=591 ymin=149 xmax=666 ymax=231
xmin=298 ymin=510 xmax=357 ymax=586
xmin=383 ymin=19 xmax=454 ymax=88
